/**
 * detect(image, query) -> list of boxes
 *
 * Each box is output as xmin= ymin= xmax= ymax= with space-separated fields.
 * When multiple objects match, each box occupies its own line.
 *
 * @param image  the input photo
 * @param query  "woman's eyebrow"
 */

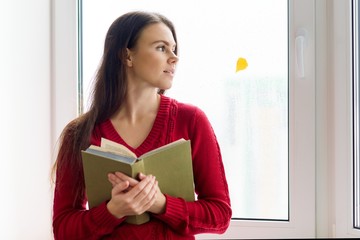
xmin=152 ymin=40 xmax=176 ymax=48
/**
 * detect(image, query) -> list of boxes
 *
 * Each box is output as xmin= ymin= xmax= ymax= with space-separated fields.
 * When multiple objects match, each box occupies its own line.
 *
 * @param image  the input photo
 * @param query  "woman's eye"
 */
xmin=157 ymin=46 xmax=166 ymax=52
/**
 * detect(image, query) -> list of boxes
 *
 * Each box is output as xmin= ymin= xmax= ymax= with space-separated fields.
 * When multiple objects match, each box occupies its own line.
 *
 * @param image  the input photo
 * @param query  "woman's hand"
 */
xmin=106 ymin=172 xmax=158 ymax=219
xmin=138 ymin=173 xmax=166 ymax=214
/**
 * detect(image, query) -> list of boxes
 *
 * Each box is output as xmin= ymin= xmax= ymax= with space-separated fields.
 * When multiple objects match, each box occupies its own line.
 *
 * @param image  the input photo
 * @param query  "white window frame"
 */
xmin=353 ymin=0 xmax=360 ymax=231
xmin=323 ymin=0 xmax=360 ymax=238
xmin=51 ymin=0 xmax=79 ymax=147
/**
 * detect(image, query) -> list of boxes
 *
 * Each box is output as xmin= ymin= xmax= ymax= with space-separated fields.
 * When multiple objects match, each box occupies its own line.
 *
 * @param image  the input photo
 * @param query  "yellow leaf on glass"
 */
xmin=236 ymin=57 xmax=248 ymax=72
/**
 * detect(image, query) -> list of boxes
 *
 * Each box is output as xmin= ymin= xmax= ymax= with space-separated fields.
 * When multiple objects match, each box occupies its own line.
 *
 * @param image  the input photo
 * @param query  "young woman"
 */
xmin=52 ymin=11 xmax=231 ymax=239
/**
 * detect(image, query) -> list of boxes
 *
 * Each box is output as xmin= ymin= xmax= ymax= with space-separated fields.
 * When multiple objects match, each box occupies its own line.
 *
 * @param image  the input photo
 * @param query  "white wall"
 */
xmin=1 ymin=0 xmax=54 ymax=239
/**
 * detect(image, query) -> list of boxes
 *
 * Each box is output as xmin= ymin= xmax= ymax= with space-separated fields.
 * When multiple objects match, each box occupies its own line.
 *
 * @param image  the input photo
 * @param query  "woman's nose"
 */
xmin=168 ymin=52 xmax=179 ymax=64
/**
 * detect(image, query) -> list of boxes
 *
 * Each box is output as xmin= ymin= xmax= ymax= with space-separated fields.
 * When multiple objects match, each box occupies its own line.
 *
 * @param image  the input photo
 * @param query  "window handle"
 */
xmin=295 ymin=28 xmax=307 ymax=78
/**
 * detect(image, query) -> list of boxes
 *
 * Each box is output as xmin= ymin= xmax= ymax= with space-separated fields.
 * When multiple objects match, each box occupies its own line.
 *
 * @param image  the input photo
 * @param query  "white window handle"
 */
xmin=295 ymin=28 xmax=307 ymax=78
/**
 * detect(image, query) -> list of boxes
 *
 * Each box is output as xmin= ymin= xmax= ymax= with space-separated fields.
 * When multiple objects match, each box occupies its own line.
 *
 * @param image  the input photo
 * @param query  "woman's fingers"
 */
xmin=122 ymin=175 xmax=156 ymax=208
xmin=132 ymin=175 xmax=157 ymax=205
xmin=111 ymin=180 xmax=130 ymax=197
xmin=107 ymin=173 xmax=159 ymax=218
xmin=148 ymin=180 xmax=166 ymax=214
xmin=115 ymin=172 xmax=139 ymax=186
xmin=108 ymin=172 xmax=139 ymax=188
xmin=108 ymin=173 xmax=121 ymax=187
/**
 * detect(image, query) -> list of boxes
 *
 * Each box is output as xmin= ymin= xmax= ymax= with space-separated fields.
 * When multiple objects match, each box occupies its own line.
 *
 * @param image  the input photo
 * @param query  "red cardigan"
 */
xmin=53 ymin=95 xmax=231 ymax=239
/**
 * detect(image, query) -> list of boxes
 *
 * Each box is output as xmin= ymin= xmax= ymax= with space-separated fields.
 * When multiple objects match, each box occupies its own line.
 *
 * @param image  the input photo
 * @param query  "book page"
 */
xmin=100 ymin=138 xmax=137 ymax=158
xmin=86 ymin=146 xmax=136 ymax=164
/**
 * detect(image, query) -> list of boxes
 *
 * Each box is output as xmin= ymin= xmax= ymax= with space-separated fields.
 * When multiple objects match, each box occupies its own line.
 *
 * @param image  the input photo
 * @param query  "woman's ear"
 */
xmin=125 ymin=48 xmax=133 ymax=67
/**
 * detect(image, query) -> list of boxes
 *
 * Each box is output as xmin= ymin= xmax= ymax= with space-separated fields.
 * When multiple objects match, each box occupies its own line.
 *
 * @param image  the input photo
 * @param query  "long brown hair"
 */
xmin=53 ymin=11 xmax=178 ymax=206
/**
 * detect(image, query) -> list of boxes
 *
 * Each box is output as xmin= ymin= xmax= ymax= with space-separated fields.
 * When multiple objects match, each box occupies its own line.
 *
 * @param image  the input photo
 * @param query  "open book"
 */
xmin=81 ymin=138 xmax=195 ymax=225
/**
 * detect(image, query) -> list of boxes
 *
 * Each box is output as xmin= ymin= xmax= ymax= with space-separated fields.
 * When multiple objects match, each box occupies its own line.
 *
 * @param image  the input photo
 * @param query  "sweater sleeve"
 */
xmin=153 ymin=107 xmax=232 ymax=235
xmin=52 ymin=164 xmax=125 ymax=240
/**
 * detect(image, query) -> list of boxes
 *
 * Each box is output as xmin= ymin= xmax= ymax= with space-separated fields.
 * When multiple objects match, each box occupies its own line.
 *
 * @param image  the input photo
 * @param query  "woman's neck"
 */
xmin=109 ymin=90 xmax=161 ymax=149
xmin=112 ymin=89 xmax=160 ymax=124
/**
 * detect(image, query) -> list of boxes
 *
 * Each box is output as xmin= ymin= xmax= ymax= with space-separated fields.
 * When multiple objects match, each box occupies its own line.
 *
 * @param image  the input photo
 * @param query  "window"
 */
xmin=77 ymin=0 xmax=316 ymax=238
xmin=328 ymin=0 xmax=360 ymax=237
xmin=81 ymin=0 xmax=288 ymax=221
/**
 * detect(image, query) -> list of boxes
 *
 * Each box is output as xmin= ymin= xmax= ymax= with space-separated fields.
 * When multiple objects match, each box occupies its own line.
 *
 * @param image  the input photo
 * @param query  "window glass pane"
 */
xmin=81 ymin=0 xmax=288 ymax=220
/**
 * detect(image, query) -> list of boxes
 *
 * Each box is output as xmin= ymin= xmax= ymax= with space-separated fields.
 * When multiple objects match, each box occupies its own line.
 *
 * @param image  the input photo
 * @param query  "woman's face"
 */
xmin=126 ymin=23 xmax=178 ymax=91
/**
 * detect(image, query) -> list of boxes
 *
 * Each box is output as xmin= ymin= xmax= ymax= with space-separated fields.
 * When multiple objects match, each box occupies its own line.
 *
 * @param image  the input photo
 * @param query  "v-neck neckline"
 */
xmin=103 ymin=95 xmax=170 ymax=156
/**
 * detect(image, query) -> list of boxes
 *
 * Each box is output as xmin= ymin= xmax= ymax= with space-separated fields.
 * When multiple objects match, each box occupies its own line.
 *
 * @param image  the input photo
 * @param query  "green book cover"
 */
xmin=81 ymin=138 xmax=195 ymax=225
